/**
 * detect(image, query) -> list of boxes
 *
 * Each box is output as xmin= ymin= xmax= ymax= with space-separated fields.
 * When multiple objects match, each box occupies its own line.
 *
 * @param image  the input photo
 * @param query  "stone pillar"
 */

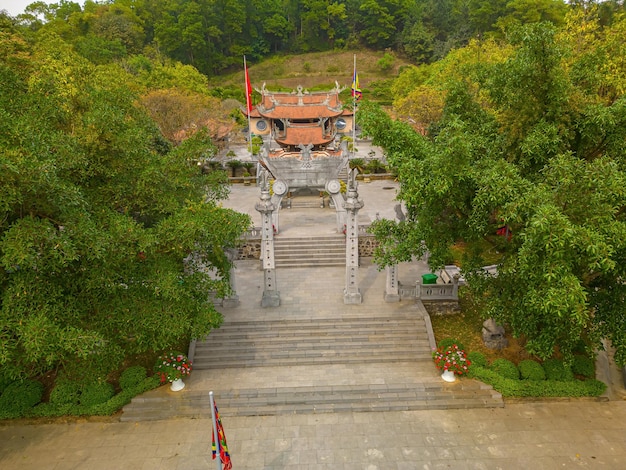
xmin=384 ymin=264 xmax=400 ymax=302
xmin=255 ymin=169 xmax=280 ymax=307
xmin=221 ymin=248 xmax=240 ymax=308
xmin=343 ymin=169 xmax=363 ymax=304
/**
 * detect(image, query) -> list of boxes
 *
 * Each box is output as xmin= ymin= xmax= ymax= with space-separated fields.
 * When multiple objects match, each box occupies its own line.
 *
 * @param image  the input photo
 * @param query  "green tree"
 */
xmin=0 ymin=31 xmax=250 ymax=380
xmin=361 ymin=21 xmax=626 ymax=365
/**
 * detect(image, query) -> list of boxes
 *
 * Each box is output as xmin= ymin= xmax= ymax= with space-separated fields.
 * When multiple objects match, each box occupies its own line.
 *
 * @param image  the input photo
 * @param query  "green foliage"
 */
xmin=490 ymin=358 xmax=520 ymax=380
xmin=366 ymin=17 xmax=626 ymax=366
xmin=470 ymin=367 xmax=606 ymax=397
xmin=0 ymin=31 xmax=251 ymax=381
xmin=518 ymin=359 xmax=546 ymax=381
xmin=571 ymin=355 xmax=595 ymax=379
xmin=80 ymin=381 xmax=116 ymax=407
xmin=377 ymin=52 xmax=395 ymax=72
xmin=467 ymin=351 xmax=488 ymax=368
xmin=0 ymin=380 xmax=44 ymax=418
xmin=542 ymin=359 xmax=575 ymax=382
xmin=50 ymin=379 xmax=82 ymax=405
xmin=437 ymin=338 xmax=465 ymax=351
xmin=120 ymin=366 xmax=148 ymax=390
xmin=27 ymin=376 xmax=161 ymax=420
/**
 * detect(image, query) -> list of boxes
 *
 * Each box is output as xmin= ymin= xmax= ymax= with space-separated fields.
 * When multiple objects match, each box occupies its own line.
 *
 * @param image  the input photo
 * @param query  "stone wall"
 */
xmin=358 ymin=234 xmax=379 ymax=257
xmin=237 ymin=240 xmax=262 ymax=260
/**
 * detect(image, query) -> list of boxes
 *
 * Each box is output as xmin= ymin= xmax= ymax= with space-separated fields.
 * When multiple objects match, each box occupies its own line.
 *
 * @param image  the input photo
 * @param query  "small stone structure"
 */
xmin=482 ymin=318 xmax=508 ymax=349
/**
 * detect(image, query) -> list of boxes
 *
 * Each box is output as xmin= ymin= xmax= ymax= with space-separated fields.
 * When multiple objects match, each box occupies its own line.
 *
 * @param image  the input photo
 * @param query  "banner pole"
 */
xmin=352 ymin=54 xmax=357 ymax=156
xmin=209 ymin=391 xmax=222 ymax=470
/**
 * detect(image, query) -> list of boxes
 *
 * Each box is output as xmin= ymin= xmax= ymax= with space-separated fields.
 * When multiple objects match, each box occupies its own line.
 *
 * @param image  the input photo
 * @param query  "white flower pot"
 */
xmin=441 ymin=369 xmax=456 ymax=383
xmin=170 ymin=378 xmax=185 ymax=391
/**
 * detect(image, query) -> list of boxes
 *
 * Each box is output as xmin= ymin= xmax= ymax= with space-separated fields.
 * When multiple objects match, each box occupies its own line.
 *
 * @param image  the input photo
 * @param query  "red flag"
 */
xmin=245 ymin=59 xmax=253 ymax=113
xmin=212 ymin=402 xmax=232 ymax=469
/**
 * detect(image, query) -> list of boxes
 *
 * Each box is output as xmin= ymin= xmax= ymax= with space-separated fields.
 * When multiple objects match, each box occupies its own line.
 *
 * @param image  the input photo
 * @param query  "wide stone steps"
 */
xmin=274 ymin=235 xmax=345 ymax=268
xmin=122 ymin=295 xmax=504 ymax=421
xmin=193 ymin=317 xmax=431 ymax=368
xmin=121 ymin=380 xmax=503 ymax=421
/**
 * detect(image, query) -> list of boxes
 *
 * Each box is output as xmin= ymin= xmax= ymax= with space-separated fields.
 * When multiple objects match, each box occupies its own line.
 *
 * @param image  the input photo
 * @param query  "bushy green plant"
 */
xmin=80 ymin=381 xmax=115 ymax=407
xmin=467 ymin=351 xmax=488 ymax=368
xmin=543 ymin=358 xmax=575 ymax=381
xmin=571 ymin=355 xmax=595 ymax=378
xmin=119 ymin=366 xmax=148 ymax=390
xmin=518 ymin=359 xmax=546 ymax=381
xmin=437 ymin=338 xmax=465 ymax=352
xmin=50 ymin=379 xmax=82 ymax=405
xmin=470 ymin=367 xmax=606 ymax=397
xmin=0 ymin=380 xmax=44 ymax=418
xmin=490 ymin=358 xmax=519 ymax=380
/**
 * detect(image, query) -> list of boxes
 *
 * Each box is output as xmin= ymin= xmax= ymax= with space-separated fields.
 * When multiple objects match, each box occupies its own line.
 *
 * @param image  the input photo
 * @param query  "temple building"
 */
xmin=245 ymin=83 xmax=355 ymax=193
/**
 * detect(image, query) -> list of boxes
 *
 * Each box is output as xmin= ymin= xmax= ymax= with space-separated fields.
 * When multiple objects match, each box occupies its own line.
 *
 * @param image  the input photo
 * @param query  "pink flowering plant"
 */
xmin=432 ymin=344 xmax=471 ymax=375
xmin=154 ymin=351 xmax=192 ymax=383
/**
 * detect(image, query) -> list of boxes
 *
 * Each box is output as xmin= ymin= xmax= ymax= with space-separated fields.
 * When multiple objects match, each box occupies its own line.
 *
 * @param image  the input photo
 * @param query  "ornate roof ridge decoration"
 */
xmin=256 ymin=82 xmax=345 ymax=114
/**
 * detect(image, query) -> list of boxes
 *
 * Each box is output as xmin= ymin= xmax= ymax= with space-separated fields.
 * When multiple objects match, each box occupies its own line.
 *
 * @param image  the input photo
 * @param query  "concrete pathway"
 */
xmin=2 ymin=401 xmax=626 ymax=469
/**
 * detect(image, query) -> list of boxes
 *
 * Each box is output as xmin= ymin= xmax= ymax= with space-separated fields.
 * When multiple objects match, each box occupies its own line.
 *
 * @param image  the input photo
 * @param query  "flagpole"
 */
xmin=210 ymin=391 xmax=222 ymax=470
xmin=352 ymin=54 xmax=357 ymax=158
xmin=244 ymin=56 xmax=253 ymax=158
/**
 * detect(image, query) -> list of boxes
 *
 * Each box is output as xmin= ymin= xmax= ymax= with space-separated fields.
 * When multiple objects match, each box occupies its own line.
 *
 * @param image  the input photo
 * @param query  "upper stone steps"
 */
xmin=273 ymin=235 xmax=345 ymax=267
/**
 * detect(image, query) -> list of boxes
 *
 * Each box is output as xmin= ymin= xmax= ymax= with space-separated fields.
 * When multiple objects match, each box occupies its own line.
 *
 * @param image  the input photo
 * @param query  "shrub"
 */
xmin=470 ymin=366 xmax=606 ymax=397
xmin=467 ymin=351 xmax=488 ymax=368
xmin=80 ymin=381 xmax=115 ymax=407
xmin=571 ymin=355 xmax=595 ymax=378
xmin=490 ymin=358 xmax=519 ymax=380
xmin=518 ymin=360 xmax=546 ymax=381
xmin=50 ymin=379 xmax=82 ymax=405
xmin=437 ymin=338 xmax=465 ymax=352
xmin=0 ymin=380 xmax=44 ymax=418
xmin=543 ymin=358 xmax=575 ymax=381
xmin=120 ymin=366 xmax=148 ymax=390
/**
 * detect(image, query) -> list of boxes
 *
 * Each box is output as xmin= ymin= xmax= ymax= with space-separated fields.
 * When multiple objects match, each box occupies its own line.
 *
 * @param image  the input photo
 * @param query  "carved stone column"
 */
xmin=221 ymin=248 xmax=240 ymax=308
xmin=344 ymin=169 xmax=363 ymax=304
xmin=384 ymin=264 xmax=400 ymax=302
xmin=255 ymin=169 xmax=280 ymax=307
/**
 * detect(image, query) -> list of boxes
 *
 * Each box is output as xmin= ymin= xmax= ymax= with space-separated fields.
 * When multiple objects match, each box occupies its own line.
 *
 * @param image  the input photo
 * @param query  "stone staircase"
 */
xmin=121 ymin=313 xmax=503 ymax=421
xmin=274 ymin=235 xmax=345 ymax=268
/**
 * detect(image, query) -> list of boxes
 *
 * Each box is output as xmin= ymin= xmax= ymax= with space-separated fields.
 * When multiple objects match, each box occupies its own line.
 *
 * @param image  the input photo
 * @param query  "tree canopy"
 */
xmin=0 ymin=29 xmax=250 ymax=380
xmin=5 ymin=0 xmax=611 ymax=75
xmin=361 ymin=11 xmax=626 ymax=365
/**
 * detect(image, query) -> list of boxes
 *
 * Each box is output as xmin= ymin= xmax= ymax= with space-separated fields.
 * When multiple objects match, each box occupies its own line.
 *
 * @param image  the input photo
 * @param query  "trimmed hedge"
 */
xmin=571 ymin=355 xmax=595 ymax=378
xmin=470 ymin=366 xmax=606 ymax=397
xmin=80 ymin=382 xmax=116 ymax=407
xmin=1 ymin=376 xmax=160 ymax=420
xmin=543 ymin=358 xmax=575 ymax=381
xmin=120 ymin=366 xmax=148 ymax=390
xmin=490 ymin=358 xmax=519 ymax=380
xmin=519 ymin=360 xmax=546 ymax=381
xmin=467 ymin=351 xmax=488 ymax=368
xmin=50 ymin=380 xmax=82 ymax=405
xmin=0 ymin=380 xmax=44 ymax=419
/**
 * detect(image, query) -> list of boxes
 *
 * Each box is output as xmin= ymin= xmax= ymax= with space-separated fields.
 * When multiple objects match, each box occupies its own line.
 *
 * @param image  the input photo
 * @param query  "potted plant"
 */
xmin=154 ymin=351 xmax=192 ymax=391
xmin=432 ymin=344 xmax=471 ymax=382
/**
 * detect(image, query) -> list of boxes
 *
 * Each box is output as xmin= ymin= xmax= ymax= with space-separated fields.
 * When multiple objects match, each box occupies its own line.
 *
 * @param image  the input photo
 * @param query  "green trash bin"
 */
xmin=422 ymin=273 xmax=438 ymax=285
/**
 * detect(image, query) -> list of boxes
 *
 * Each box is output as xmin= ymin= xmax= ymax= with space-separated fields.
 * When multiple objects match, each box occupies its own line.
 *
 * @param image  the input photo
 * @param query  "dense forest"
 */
xmin=3 ymin=0 xmax=622 ymax=76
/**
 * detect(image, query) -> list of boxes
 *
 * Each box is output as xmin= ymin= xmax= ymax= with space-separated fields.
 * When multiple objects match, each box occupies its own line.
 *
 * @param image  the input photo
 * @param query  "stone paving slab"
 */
xmin=3 ymin=402 xmax=626 ymax=469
